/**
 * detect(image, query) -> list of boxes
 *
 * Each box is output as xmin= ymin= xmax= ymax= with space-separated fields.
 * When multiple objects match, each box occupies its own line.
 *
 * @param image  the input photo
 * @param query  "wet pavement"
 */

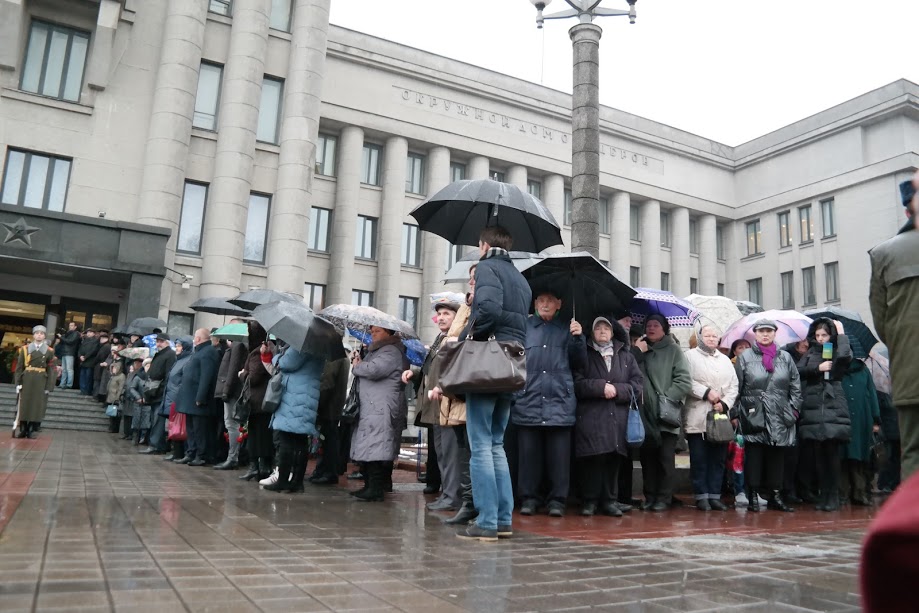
xmin=0 ymin=431 xmax=873 ymax=612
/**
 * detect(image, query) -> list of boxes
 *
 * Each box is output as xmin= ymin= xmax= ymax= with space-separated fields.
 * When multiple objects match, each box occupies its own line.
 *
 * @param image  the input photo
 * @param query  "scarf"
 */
xmin=697 ymin=343 xmax=717 ymax=356
xmin=758 ymin=341 xmax=777 ymax=372
xmin=481 ymin=247 xmax=509 ymax=260
xmin=591 ymin=340 xmax=616 ymax=358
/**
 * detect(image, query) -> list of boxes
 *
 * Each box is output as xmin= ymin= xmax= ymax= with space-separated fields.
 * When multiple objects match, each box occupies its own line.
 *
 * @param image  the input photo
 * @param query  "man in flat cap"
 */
xmin=13 ymin=325 xmax=56 ymax=438
xmin=870 ymin=169 xmax=919 ymax=479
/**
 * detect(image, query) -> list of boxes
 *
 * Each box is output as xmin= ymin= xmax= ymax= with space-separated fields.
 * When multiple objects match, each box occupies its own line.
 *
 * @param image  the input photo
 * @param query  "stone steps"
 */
xmin=0 ymin=384 xmax=110 ymax=432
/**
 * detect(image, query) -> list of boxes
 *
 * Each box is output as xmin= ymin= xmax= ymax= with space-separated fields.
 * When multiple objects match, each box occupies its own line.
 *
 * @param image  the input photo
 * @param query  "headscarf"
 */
xmin=758 ymin=341 xmax=778 ymax=372
xmin=590 ymin=317 xmax=616 ymax=358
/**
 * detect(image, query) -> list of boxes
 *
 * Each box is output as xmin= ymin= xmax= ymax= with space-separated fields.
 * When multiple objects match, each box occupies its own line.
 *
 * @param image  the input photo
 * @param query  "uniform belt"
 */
xmin=25 ymin=366 xmax=47 ymax=373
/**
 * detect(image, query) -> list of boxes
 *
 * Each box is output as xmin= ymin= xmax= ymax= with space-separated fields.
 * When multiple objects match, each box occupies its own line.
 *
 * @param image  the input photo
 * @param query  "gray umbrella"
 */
xmin=442 ymin=250 xmax=540 ymax=284
xmin=251 ymin=301 xmax=345 ymax=360
xmin=129 ymin=317 xmax=167 ymax=333
xmin=190 ymin=296 xmax=251 ymax=317
xmin=319 ymin=304 xmax=418 ymax=340
xmin=229 ymin=289 xmax=301 ymax=311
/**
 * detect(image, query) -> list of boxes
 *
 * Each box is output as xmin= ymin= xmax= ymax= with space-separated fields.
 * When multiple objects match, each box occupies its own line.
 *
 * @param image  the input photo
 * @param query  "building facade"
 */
xmin=0 ymin=0 xmax=916 ymax=345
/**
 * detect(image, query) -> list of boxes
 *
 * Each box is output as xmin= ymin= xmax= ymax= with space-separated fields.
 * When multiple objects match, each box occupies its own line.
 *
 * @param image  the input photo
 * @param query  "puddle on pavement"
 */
xmin=620 ymin=534 xmax=830 ymax=560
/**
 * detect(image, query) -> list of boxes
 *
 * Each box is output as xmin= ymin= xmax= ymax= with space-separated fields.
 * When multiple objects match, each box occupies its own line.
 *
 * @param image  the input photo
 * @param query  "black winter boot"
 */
xmin=264 ymin=447 xmax=294 ymax=492
xmin=767 ymin=490 xmax=795 ymax=512
xmin=748 ymin=489 xmax=761 ymax=512
xmin=354 ymin=462 xmax=384 ymax=502
xmin=289 ymin=449 xmax=307 ymax=493
xmin=239 ymin=461 xmax=260 ymax=480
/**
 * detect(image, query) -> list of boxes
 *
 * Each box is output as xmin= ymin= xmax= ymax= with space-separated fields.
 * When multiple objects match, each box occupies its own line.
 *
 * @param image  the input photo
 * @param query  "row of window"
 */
xmin=746 ymin=199 xmax=835 ymax=256
xmin=747 ymin=262 xmax=840 ymax=309
xmin=193 ymin=63 xmax=284 ymax=144
xmin=302 ymin=282 xmax=420 ymax=330
xmin=316 ymin=134 xmax=433 ymax=195
xmin=209 ymin=0 xmax=294 ymax=32
xmin=626 ymin=267 xmax=710 ymax=295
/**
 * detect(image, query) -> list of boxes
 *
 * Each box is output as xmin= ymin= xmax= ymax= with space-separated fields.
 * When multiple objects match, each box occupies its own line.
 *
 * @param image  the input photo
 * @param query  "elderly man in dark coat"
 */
xmin=77 ymin=329 xmax=100 ymax=395
xmin=139 ymin=333 xmax=177 ymax=455
xmin=14 ymin=325 xmax=56 ymax=439
xmin=513 ymin=289 xmax=586 ymax=517
xmin=175 ymin=328 xmax=221 ymax=466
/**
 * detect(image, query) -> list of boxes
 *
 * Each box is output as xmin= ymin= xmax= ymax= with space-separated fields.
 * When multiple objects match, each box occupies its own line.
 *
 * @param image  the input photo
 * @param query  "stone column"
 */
xmin=610 ymin=191 xmax=630 ymax=278
xmin=85 ymin=0 xmax=120 ymax=91
xmin=0 ymin=0 xmax=24 ymax=71
xmin=568 ymin=22 xmax=602 ymax=260
xmin=468 ymin=156 xmax=489 ymax=180
xmin=375 ymin=136 xmax=408 ymax=316
xmin=325 ymin=125 xmax=363 ymax=306
xmin=699 ymin=214 xmax=718 ymax=296
xmin=136 ymin=0 xmax=207 ymax=316
xmin=266 ymin=0 xmax=331 ymax=295
xmin=671 ymin=207 xmax=690 ymax=297
xmin=420 ymin=146 xmax=450 ymax=339
xmin=507 ymin=165 xmax=527 ymax=190
xmin=639 ymin=199 xmax=661 ymax=289
xmin=198 ymin=0 xmax=270 ymax=312
xmin=543 ymin=174 xmax=566 ymax=253
xmin=724 ymin=221 xmax=740 ymax=298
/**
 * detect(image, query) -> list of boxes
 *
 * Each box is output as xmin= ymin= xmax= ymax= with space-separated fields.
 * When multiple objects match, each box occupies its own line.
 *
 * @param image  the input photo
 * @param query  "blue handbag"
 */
xmin=626 ymin=390 xmax=645 ymax=447
xmin=105 ymin=404 xmax=118 ymax=418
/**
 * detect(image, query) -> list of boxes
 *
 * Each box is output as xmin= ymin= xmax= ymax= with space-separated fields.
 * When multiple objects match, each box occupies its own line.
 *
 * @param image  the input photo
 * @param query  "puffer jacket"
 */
xmin=636 ymin=334 xmax=692 ymax=446
xmin=512 ymin=316 xmax=587 ymax=427
xmin=684 ymin=346 xmax=739 ymax=435
xmin=269 ymin=347 xmax=325 ymax=436
xmin=351 ymin=336 xmax=410 ymax=462
xmin=573 ymin=322 xmax=643 ymax=458
xmin=733 ymin=343 xmax=803 ymax=447
xmin=158 ymin=343 xmax=191 ymax=416
xmin=462 ymin=250 xmax=532 ymax=344
xmin=797 ymin=319 xmax=853 ymax=442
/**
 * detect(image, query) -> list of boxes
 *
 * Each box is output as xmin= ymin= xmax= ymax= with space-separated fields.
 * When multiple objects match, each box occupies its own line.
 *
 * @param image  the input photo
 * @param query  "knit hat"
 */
xmin=32 ymin=325 xmax=47 ymax=334
xmin=900 ymin=179 xmax=916 ymax=207
xmin=645 ymin=314 xmax=670 ymax=336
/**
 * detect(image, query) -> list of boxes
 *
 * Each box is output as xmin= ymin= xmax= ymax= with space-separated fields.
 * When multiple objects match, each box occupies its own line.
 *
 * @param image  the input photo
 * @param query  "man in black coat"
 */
xmin=139 ymin=333 xmax=177 ymax=455
xmin=310 ymin=356 xmax=350 ymax=484
xmin=77 ymin=329 xmax=100 ymax=395
xmin=175 ymin=328 xmax=221 ymax=466
xmin=57 ymin=322 xmax=82 ymax=389
xmin=213 ymin=332 xmax=248 ymax=471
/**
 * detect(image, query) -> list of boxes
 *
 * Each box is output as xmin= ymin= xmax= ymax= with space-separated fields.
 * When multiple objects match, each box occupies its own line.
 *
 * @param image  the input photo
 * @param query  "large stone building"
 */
xmin=0 ymin=0 xmax=916 ymax=348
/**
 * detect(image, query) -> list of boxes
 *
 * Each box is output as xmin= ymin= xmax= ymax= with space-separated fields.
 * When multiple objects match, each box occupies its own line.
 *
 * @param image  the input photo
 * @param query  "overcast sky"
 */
xmin=329 ymin=0 xmax=919 ymax=146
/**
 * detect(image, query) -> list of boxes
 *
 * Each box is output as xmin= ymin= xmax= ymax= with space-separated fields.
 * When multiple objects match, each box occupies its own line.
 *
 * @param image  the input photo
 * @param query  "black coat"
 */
xmin=462 ymin=251 xmax=532 ymax=344
xmin=146 ymin=347 xmax=176 ymax=405
xmin=59 ymin=330 xmax=81 ymax=357
xmin=573 ymin=324 xmax=644 ymax=458
xmin=214 ymin=341 xmax=247 ymax=401
xmin=318 ymin=357 xmax=349 ymax=421
xmin=158 ymin=349 xmax=191 ymax=417
xmin=797 ymin=319 xmax=853 ymax=442
xmin=78 ymin=337 xmax=100 ymax=366
xmin=241 ymin=349 xmax=272 ymax=414
xmin=176 ymin=342 xmax=221 ymax=416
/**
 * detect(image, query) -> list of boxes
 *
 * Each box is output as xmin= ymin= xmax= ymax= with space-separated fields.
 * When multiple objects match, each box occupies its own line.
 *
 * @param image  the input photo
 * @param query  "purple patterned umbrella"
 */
xmin=719 ymin=309 xmax=813 ymax=349
xmin=630 ymin=288 xmax=701 ymax=328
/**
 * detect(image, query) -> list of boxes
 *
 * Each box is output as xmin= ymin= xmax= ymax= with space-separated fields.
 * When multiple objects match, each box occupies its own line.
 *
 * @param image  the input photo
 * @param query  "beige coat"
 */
xmin=683 ymin=347 xmax=739 ymax=435
xmin=439 ymin=303 xmax=471 ymax=426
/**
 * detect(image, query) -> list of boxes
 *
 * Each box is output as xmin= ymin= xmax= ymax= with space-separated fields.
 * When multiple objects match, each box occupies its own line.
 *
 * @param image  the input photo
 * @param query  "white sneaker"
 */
xmin=757 ymin=494 xmax=770 ymax=506
xmin=260 ymin=467 xmax=279 ymax=486
xmin=734 ymin=492 xmax=749 ymax=507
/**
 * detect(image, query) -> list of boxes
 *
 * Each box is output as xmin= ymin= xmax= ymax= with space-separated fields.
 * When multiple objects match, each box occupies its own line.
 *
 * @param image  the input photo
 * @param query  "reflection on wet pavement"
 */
xmin=0 ymin=431 xmax=869 ymax=612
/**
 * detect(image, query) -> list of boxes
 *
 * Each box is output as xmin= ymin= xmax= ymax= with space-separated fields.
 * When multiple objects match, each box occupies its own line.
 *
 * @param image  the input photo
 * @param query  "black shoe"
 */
xmin=823 ymin=495 xmax=840 ymax=512
xmin=547 ymin=502 xmax=565 ymax=517
xmin=650 ymin=501 xmax=669 ymax=512
xmin=163 ymin=454 xmax=175 ymax=461
xmin=497 ymin=525 xmax=513 ymax=539
xmin=709 ymin=499 xmax=728 ymax=511
xmin=287 ymin=484 xmax=305 ymax=494
xmin=444 ymin=503 xmax=478 ymax=525
xmin=456 ymin=524 xmax=498 ymax=542
xmin=423 ymin=484 xmax=440 ymax=495
xmin=353 ymin=489 xmax=384 ymax=502
xmin=748 ymin=493 xmax=761 ymax=512
xmin=852 ymin=496 xmax=871 ymax=507
xmin=785 ymin=494 xmax=803 ymax=505
xmin=264 ymin=481 xmax=294 ymax=493
xmin=614 ymin=502 xmax=633 ymax=513
xmin=581 ymin=502 xmax=597 ymax=516
xmin=173 ymin=456 xmax=192 ymax=465
xmin=213 ymin=460 xmax=238 ymax=470
xmin=520 ymin=499 xmax=538 ymax=516
xmin=696 ymin=499 xmax=712 ymax=511
xmin=427 ymin=499 xmax=458 ymax=512
xmin=188 ymin=459 xmax=206 ymax=467
xmin=602 ymin=502 xmax=623 ymax=517
xmin=767 ymin=492 xmax=795 ymax=513
xmin=239 ymin=462 xmax=259 ymax=481
xmin=641 ymin=499 xmax=655 ymax=511
xmin=138 ymin=447 xmax=157 ymax=455
xmin=310 ymin=475 xmax=338 ymax=485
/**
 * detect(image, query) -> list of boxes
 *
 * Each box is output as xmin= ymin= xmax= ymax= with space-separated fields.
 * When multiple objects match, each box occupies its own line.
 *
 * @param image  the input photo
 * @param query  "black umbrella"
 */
xmin=520 ymin=252 xmax=637 ymax=323
xmin=251 ymin=301 xmax=345 ymax=360
xmin=410 ymin=179 xmax=563 ymax=253
xmin=229 ymin=289 xmax=301 ymax=311
xmin=190 ymin=296 xmax=251 ymax=317
xmin=129 ymin=317 xmax=167 ymax=334
xmin=803 ymin=306 xmax=876 ymax=359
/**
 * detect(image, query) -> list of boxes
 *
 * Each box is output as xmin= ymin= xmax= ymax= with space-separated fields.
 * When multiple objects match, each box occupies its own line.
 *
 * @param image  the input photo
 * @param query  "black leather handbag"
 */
xmin=437 ymin=332 xmax=526 ymax=396
xmin=341 ymin=378 xmax=360 ymax=424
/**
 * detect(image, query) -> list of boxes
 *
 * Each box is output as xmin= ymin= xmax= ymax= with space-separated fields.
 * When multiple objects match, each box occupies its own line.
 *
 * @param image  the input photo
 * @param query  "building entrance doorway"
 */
xmin=0 ymin=291 xmax=48 ymax=383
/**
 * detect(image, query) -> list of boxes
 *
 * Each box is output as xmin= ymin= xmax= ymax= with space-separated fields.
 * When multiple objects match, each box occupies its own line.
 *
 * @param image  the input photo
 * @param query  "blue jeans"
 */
xmin=79 ymin=366 xmax=94 ymax=394
xmin=465 ymin=392 xmax=514 ymax=531
xmin=687 ymin=433 xmax=728 ymax=500
xmin=60 ymin=355 xmax=74 ymax=388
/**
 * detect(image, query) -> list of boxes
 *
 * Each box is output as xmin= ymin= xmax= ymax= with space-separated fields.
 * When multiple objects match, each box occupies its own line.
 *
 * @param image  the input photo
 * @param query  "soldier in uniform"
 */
xmin=13 ymin=325 xmax=56 ymax=439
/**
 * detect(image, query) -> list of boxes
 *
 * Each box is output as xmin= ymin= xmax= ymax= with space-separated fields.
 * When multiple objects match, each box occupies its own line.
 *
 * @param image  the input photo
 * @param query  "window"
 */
xmin=398 ymin=296 xmax=418 ymax=330
xmin=716 ymin=225 xmax=725 ymax=260
xmin=825 ymin=262 xmax=840 ymax=302
xmin=660 ymin=211 xmax=671 ymax=248
xmin=167 ymin=312 xmax=194 ymax=338
xmin=209 ymin=0 xmax=231 ymax=15
xmin=450 ymin=162 xmax=466 ymax=182
xmin=630 ymin=267 xmax=640 ymax=287
xmin=401 ymin=224 xmax=421 ymax=267
xmin=256 ymin=77 xmax=283 ymax=143
xmin=20 ymin=21 xmax=89 ymax=103
xmin=689 ymin=219 xmax=699 ymax=254
xmin=355 ymin=215 xmax=377 ymax=259
xmin=781 ymin=271 xmax=794 ymax=309
xmin=269 ymin=0 xmax=292 ymax=31
xmin=747 ymin=278 xmax=763 ymax=306
xmin=802 ymin=266 xmax=816 ymax=306
xmin=690 ymin=278 xmax=698 ymax=295
xmin=630 ymin=205 xmax=641 ymax=241
xmin=177 ymin=182 xmax=208 ymax=255
xmin=361 ymin=144 xmax=382 ymax=186
xmin=599 ymin=197 xmax=610 ymax=235
xmin=1 ymin=149 xmax=71 ymax=211
xmin=491 ymin=170 xmax=505 ymax=182
xmin=745 ymin=220 xmax=762 ymax=256
xmin=304 ymin=283 xmax=325 ymax=311
xmin=660 ymin=272 xmax=670 ymax=291
xmin=316 ymin=133 xmax=337 ymax=176
xmin=527 ymin=180 xmax=542 ymax=200
xmin=193 ymin=63 xmax=222 ymax=130
xmin=405 ymin=153 xmax=425 ymax=194
xmin=243 ymin=193 xmax=270 ymax=264
xmin=446 ymin=243 xmax=463 ymax=271
xmin=308 ymin=207 xmax=331 ymax=252
xmin=717 ymin=283 xmax=725 ymax=297
xmin=821 ymin=198 xmax=836 ymax=238
xmin=352 ymin=290 xmax=373 ymax=307
xmin=563 ymin=189 xmax=572 ymax=226
xmin=799 ymin=205 xmax=814 ymax=243
xmin=778 ymin=211 xmax=792 ymax=248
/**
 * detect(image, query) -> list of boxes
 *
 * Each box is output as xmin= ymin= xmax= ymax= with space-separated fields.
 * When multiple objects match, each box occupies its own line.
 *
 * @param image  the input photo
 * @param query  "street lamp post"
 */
xmin=529 ymin=0 xmax=636 ymax=259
